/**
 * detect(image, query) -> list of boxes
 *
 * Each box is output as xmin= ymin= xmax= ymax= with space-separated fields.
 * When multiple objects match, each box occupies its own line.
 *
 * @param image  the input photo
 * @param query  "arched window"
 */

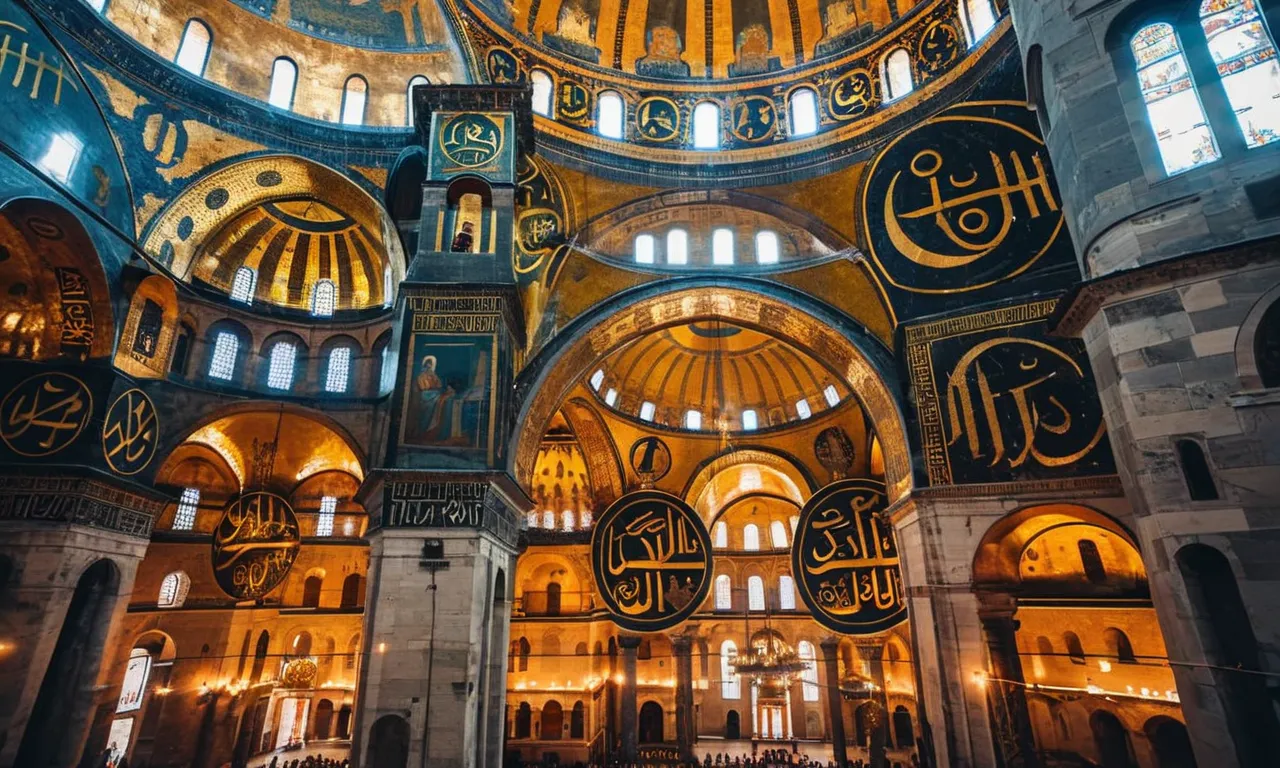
xmin=341 ymin=574 xmax=363 ymax=607
xmin=175 ymin=20 xmax=212 ymax=77
xmin=756 ymin=230 xmax=780 ymax=265
xmin=158 ymin=571 xmax=190 ymax=607
xmin=1063 ymin=631 xmax=1086 ymax=664
xmin=605 ymin=388 xmax=618 ymax=407
xmin=715 ymin=574 xmax=732 ymax=610
xmin=531 ymin=70 xmax=554 ymax=117
xmin=1177 ymin=439 xmax=1219 ymax=500
xmin=597 ymin=91 xmax=624 ymax=139
xmin=406 ymin=75 xmax=429 ymax=125
xmin=518 ymin=636 xmax=531 ymax=671
xmin=789 ymin=88 xmax=819 ymax=137
xmin=798 ymin=641 xmax=819 ymax=701
xmin=515 ymin=702 xmax=532 ymax=738
xmin=378 ymin=343 xmax=396 ymax=394
xmin=229 ymin=266 xmax=256 ymax=304
xmin=720 ymin=640 xmax=741 ymax=699
xmin=590 ymin=369 xmax=605 ymax=391
xmin=1036 ymin=636 xmax=1054 ymax=656
xmin=959 ymin=0 xmax=997 ymax=47
xmin=303 ymin=575 xmax=322 ymax=608
xmin=341 ymin=76 xmax=368 ymax=126
xmin=743 ymin=524 xmax=760 ymax=551
xmin=635 ymin=233 xmax=656 ymax=264
xmin=713 ymin=521 xmax=728 ymax=549
xmin=747 ymin=575 xmax=765 ymax=611
xmin=779 ymin=575 xmax=795 ymax=610
xmin=1200 ymin=0 xmax=1280 ymax=149
xmin=685 ymin=410 xmax=702 ymax=430
xmin=173 ymin=487 xmax=200 ymax=530
xmin=1078 ymin=539 xmax=1107 ymax=583
xmin=639 ymin=401 xmax=656 ymax=422
xmin=542 ymin=510 xmax=555 ymax=529
xmin=325 ymin=346 xmax=353 ymax=394
xmin=741 ymin=409 xmax=758 ymax=431
xmin=796 ymin=399 xmax=813 ymax=419
xmin=881 ymin=49 xmax=914 ymax=102
xmin=383 ymin=264 xmax=394 ymax=308
xmin=312 ymin=279 xmax=337 ymax=317
xmin=1131 ymin=23 xmax=1220 ymax=175
xmin=266 ymin=341 xmax=297 ymax=391
xmin=769 ymin=520 xmax=788 ymax=548
xmin=693 ymin=102 xmax=721 ymax=149
xmin=1104 ymin=628 xmax=1137 ymax=663
xmin=268 ymin=57 xmax=298 ymax=110
xmin=563 ymin=510 xmax=575 ymax=531
xmin=824 ymin=384 xmax=841 ymax=407
xmin=713 ymin=227 xmax=735 ymax=265
xmin=666 ymin=228 xmax=688 ymax=265
xmin=317 ymin=496 xmax=337 ymax=537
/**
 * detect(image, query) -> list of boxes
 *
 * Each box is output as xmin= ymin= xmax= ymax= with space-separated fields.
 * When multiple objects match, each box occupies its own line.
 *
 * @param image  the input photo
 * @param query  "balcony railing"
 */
xmin=516 ymin=590 xmax=596 ymax=617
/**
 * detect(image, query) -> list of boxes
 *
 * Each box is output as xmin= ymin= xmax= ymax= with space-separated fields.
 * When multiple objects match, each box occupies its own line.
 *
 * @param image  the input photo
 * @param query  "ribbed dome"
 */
xmin=587 ymin=321 xmax=852 ymax=432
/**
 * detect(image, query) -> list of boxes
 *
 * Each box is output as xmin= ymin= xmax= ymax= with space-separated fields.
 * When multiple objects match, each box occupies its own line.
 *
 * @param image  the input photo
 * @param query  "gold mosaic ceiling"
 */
xmin=499 ymin=0 xmax=925 ymax=78
xmin=588 ymin=320 xmax=852 ymax=431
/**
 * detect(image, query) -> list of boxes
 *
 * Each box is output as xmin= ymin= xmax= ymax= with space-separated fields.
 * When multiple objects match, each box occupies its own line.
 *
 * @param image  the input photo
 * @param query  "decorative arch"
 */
xmin=512 ymin=284 xmax=910 ymax=502
xmin=115 ymin=275 xmax=180 ymax=378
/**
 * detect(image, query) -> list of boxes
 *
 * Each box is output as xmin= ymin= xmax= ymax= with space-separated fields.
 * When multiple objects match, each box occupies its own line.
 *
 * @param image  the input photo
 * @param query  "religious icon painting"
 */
xmin=905 ymin=299 xmax=1115 ymax=486
xmin=102 ymin=388 xmax=159 ymax=475
xmin=211 ymin=491 xmax=301 ymax=601
xmin=791 ymin=479 xmax=907 ymax=635
xmin=0 ymin=372 xmax=94 ymax=457
xmin=591 ymin=490 xmax=713 ymax=632
xmin=400 ymin=333 xmax=495 ymax=461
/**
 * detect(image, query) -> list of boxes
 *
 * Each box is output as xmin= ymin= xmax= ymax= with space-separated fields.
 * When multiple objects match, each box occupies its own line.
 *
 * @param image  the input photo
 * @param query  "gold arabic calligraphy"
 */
xmin=1 ymin=373 xmax=92 ymax=456
xmin=102 ymin=389 xmax=158 ymax=475
xmin=211 ymin=492 xmax=300 ymax=600
xmin=441 ymin=115 xmax=502 ymax=168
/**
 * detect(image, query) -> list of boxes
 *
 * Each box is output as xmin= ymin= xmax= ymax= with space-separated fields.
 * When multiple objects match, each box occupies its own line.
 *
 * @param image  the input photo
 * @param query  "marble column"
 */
xmin=857 ymin=644 xmax=890 ymax=768
xmin=819 ymin=637 xmax=847 ymax=767
xmin=619 ymin=635 xmax=641 ymax=762
xmin=673 ymin=634 xmax=695 ymax=762
xmin=976 ymin=593 xmax=1040 ymax=768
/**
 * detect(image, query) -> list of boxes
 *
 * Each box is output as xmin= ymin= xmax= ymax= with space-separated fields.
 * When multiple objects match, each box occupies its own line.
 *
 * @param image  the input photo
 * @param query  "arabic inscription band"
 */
xmin=790 ymin=479 xmax=907 ymax=635
xmin=590 ymin=490 xmax=713 ymax=633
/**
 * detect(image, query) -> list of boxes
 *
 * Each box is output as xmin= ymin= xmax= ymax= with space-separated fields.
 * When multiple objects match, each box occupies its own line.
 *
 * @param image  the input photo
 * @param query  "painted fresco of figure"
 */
xmin=404 ymin=339 xmax=491 ymax=451
xmin=415 ymin=355 xmax=458 ymax=441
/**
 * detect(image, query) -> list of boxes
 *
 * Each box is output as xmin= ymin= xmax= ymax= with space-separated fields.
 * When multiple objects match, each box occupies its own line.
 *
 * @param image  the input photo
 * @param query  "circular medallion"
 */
xmin=918 ymin=21 xmax=962 ymax=77
xmin=211 ymin=491 xmax=301 ymax=601
xmin=861 ymin=103 xmax=1065 ymax=293
xmin=629 ymin=437 xmax=672 ymax=484
xmin=256 ymin=170 xmax=283 ymax=188
xmin=485 ymin=47 xmax=521 ymax=84
xmin=102 ymin=388 xmax=159 ymax=476
xmin=729 ymin=96 xmax=778 ymax=142
xmin=556 ymin=82 xmax=592 ymax=125
xmin=205 ymin=188 xmax=230 ymax=210
xmin=791 ymin=479 xmax=906 ymax=635
xmin=591 ymin=490 xmax=713 ymax=632
xmin=282 ymin=658 xmax=318 ymax=688
xmin=1 ymin=373 xmax=93 ymax=457
xmin=635 ymin=97 xmax=681 ymax=143
xmin=438 ymin=113 xmax=504 ymax=169
xmin=814 ymin=427 xmax=855 ymax=478
xmin=827 ymin=69 xmax=876 ymax=121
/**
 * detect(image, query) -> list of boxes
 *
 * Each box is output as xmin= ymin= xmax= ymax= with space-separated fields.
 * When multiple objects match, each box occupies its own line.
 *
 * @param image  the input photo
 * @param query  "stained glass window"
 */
xmin=312 ymin=279 xmax=336 ymax=317
xmin=326 ymin=347 xmax=352 ymax=393
xmin=175 ymin=20 xmax=211 ymax=77
xmin=317 ymin=496 xmax=336 ymax=536
xmin=174 ymin=488 xmax=200 ymax=530
xmin=268 ymin=58 xmax=297 ymax=110
xmin=779 ymin=576 xmax=796 ymax=610
xmin=531 ymin=70 xmax=554 ymax=117
xmin=1133 ymin=23 xmax=1221 ymax=174
xmin=208 ymin=331 xmax=239 ymax=380
xmin=230 ymin=266 xmax=256 ymax=304
xmin=715 ymin=574 xmax=732 ymax=610
xmin=1201 ymin=0 xmax=1280 ymax=148
xmin=267 ymin=342 xmax=297 ymax=390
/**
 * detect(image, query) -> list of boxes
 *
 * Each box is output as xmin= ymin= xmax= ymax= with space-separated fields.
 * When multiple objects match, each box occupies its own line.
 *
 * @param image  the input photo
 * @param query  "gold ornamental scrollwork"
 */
xmin=211 ymin=491 xmax=301 ymax=601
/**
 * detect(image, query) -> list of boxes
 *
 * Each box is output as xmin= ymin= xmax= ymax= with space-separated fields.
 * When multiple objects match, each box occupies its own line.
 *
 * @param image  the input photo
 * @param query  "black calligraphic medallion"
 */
xmin=629 ymin=437 xmax=672 ymax=484
xmin=827 ymin=69 xmax=876 ymax=121
xmin=1 ymin=373 xmax=93 ymax=457
xmin=485 ymin=47 xmax=520 ymax=83
xmin=438 ymin=113 xmax=504 ymax=168
xmin=102 ymin=388 xmax=159 ymax=475
xmin=791 ymin=479 xmax=906 ymax=635
xmin=862 ymin=103 xmax=1066 ymax=294
xmin=636 ymin=97 xmax=680 ymax=142
xmin=591 ymin=490 xmax=712 ymax=632
xmin=211 ymin=492 xmax=301 ymax=600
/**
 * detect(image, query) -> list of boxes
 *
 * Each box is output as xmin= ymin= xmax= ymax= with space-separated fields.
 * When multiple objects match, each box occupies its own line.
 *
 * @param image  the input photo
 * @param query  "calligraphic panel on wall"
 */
xmin=591 ymin=490 xmax=712 ymax=632
xmin=791 ymin=479 xmax=906 ymax=635
xmin=102 ymin=388 xmax=159 ymax=475
xmin=0 ymin=372 xmax=93 ymax=457
xmin=861 ymin=102 xmax=1066 ymax=294
xmin=211 ymin=491 xmax=301 ymax=600
xmin=905 ymin=299 xmax=1114 ymax=487
xmin=429 ymin=111 xmax=514 ymax=182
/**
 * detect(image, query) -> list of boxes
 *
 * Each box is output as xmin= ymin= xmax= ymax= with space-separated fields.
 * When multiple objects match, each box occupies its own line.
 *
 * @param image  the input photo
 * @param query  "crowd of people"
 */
xmin=262 ymin=756 xmax=350 ymax=768
xmin=514 ymin=748 xmax=922 ymax=768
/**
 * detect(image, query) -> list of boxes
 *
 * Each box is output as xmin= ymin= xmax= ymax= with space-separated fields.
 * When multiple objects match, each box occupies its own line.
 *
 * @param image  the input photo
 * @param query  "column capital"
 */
xmin=670 ymin=633 xmax=694 ymax=653
xmin=974 ymin=589 xmax=1019 ymax=621
xmin=618 ymin=634 xmax=644 ymax=651
xmin=855 ymin=643 xmax=884 ymax=662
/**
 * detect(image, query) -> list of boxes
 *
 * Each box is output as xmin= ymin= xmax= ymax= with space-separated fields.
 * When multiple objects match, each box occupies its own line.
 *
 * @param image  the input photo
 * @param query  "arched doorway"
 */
xmin=1090 ymin=710 xmax=1134 ymax=768
xmin=16 ymin=559 xmax=119 ymax=767
xmin=546 ymin=581 xmax=562 ymax=616
xmin=726 ymin=710 xmax=741 ymax=739
xmin=892 ymin=706 xmax=914 ymax=750
xmin=639 ymin=701 xmax=664 ymax=743
xmin=541 ymin=700 xmax=563 ymax=740
xmin=570 ymin=701 xmax=585 ymax=739
xmin=1145 ymin=716 xmax=1196 ymax=768
xmin=313 ymin=699 xmax=335 ymax=739
xmin=368 ymin=714 xmax=410 ymax=768
xmin=515 ymin=703 xmax=532 ymax=739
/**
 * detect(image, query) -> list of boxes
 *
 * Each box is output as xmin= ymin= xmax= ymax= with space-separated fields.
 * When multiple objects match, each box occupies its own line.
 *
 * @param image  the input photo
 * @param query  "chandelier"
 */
xmin=732 ymin=600 xmax=808 ymax=697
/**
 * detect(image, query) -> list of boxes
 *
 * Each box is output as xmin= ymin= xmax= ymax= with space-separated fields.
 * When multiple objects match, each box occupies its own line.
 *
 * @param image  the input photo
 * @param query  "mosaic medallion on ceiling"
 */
xmin=592 ymin=489 xmax=713 ymax=631
xmin=791 ymin=478 xmax=906 ymax=635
